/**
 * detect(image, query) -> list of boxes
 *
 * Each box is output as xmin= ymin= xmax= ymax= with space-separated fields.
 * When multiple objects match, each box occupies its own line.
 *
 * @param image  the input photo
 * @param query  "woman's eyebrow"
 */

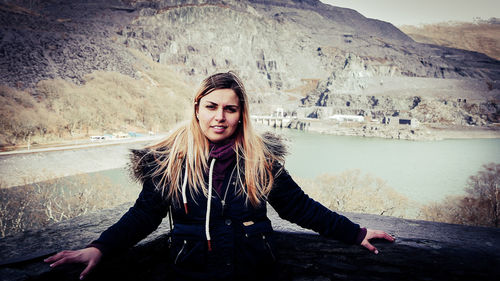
xmin=203 ymin=100 xmax=239 ymax=107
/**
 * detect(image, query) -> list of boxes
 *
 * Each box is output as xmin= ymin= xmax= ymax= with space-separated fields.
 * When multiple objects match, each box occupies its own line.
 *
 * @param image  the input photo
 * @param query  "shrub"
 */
xmin=0 ymin=173 xmax=139 ymax=238
xmin=297 ymin=170 xmax=416 ymax=218
xmin=1 ymin=51 xmax=192 ymax=147
xmin=420 ymin=163 xmax=499 ymax=227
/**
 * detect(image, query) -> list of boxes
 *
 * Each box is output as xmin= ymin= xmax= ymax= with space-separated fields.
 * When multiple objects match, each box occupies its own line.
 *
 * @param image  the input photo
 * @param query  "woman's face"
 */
xmin=197 ymin=88 xmax=241 ymax=143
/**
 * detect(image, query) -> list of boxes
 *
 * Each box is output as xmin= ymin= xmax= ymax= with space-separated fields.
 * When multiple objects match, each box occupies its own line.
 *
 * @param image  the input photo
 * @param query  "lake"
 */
xmin=279 ymin=129 xmax=500 ymax=203
xmin=92 ymin=129 xmax=499 ymax=204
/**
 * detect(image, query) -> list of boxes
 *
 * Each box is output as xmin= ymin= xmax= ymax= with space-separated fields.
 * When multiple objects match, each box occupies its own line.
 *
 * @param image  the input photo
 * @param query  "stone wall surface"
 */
xmin=1 ymin=203 xmax=499 ymax=280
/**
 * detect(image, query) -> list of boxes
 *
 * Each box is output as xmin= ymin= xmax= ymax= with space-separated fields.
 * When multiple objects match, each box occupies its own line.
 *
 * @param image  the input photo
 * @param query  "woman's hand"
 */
xmin=360 ymin=228 xmax=395 ymax=254
xmin=44 ymin=247 xmax=102 ymax=280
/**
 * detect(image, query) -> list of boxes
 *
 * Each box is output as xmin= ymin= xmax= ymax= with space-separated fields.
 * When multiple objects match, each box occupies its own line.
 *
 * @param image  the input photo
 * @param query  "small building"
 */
xmin=399 ymin=119 xmax=411 ymax=125
xmin=328 ymin=114 xmax=365 ymax=122
xmin=113 ymin=132 xmax=129 ymax=138
xmin=384 ymin=117 xmax=419 ymax=128
xmin=399 ymin=118 xmax=420 ymax=128
xmin=90 ymin=136 xmax=105 ymax=142
xmin=274 ymin=107 xmax=284 ymax=118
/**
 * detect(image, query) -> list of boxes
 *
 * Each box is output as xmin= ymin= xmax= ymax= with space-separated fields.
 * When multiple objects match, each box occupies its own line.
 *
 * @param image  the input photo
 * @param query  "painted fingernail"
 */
xmin=80 ymin=275 xmax=84 ymax=280
xmin=374 ymin=250 xmax=379 ymax=254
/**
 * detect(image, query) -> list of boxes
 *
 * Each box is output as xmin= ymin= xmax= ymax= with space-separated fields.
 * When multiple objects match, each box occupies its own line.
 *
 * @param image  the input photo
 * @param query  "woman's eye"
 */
xmin=206 ymin=105 xmax=216 ymax=110
xmin=226 ymin=108 xmax=237 ymax=113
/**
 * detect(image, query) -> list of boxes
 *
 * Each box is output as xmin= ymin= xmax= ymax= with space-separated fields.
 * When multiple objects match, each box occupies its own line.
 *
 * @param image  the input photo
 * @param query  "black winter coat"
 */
xmin=90 ymin=136 xmax=362 ymax=280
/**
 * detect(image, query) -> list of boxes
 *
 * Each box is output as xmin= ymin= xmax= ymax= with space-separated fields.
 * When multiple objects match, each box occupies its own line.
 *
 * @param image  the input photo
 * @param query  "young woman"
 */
xmin=45 ymin=71 xmax=395 ymax=280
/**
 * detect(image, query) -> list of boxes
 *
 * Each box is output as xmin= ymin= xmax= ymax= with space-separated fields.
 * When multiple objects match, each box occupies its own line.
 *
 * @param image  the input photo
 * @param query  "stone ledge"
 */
xmin=1 ymin=203 xmax=499 ymax=280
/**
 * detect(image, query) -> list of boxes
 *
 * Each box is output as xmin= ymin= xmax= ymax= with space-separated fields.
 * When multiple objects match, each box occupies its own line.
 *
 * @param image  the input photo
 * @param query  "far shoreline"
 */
xmin=2 ymin=122 xmax=499 ymax=154
xmin=1 ymin=125 xmax=498 ymax=189
xmin=256 ymin=122 xmax=500 ymax=141
xmin=425 ymin=126 xmax=500 ymax=140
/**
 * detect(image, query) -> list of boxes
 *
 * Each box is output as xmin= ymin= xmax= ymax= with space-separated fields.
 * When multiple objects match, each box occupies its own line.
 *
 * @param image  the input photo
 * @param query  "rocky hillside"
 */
xmin=0 ymin=0 xmax=142 ymax=88
xmin=2 ymin=0 xmax=499 ymax=89
xmin=0 ymin=0 xmax=499 ymax=143
xmin=400 ymin=18 xmax=500 ymax=61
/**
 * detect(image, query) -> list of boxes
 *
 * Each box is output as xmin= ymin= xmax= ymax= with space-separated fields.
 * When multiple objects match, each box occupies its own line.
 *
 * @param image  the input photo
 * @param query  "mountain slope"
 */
xmin=1 ymin=0 xmax=498 ymax=91
xmin=399 ymin=19 xmax=500 ymax=61
xmin=0 ymin=0 xmax=498 ymax=145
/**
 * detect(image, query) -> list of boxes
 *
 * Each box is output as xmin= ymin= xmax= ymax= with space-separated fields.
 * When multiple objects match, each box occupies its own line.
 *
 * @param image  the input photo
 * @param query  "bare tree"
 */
xmin=0 ymin=174 xmax=138 ymax=238
xmin=298 ymin=170 xmax=415 ymax=219
xmin=465 ymin=163 xmax=500 ymax=227
xmin=420 ymin=163 xmax=500 ymax=227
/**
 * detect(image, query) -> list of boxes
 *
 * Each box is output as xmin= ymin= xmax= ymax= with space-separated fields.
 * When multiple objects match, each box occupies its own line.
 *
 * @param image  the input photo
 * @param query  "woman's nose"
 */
xmin=215 ymin=108 xmax=225 ymax=121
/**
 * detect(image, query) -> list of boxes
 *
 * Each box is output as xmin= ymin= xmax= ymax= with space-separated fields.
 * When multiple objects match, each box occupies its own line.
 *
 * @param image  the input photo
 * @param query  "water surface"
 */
xmin=280 ymin=129 xmax=499 ymax=203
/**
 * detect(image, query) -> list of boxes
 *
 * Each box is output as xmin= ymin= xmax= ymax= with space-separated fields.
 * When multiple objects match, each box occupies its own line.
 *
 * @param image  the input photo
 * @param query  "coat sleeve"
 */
xmin=88 ymin=176 xmax=170 ymax=256
xmin=267 ymin=166 xmax=361 ymax=244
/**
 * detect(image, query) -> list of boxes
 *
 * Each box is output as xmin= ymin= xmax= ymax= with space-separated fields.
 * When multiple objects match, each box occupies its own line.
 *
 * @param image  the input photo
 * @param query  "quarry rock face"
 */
xmin=122 ymin=0 xmax=500 ymax=91
xmin=0 ymin=0 xmax=498 ymax=127
xmin=1 ymin=0 xmax=499 ymax=89
xmin=0 ymin=0 xmax=143 ymax=88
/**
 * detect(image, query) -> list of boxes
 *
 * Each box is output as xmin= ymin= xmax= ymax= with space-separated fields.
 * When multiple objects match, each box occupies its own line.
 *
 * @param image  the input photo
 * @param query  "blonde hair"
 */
xmin=146 ymin=71 xmax=283 ymax=206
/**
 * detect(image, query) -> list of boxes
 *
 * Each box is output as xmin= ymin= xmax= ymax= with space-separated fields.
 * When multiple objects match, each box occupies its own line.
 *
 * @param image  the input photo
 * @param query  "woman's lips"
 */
xmin=211 ymin=125 xmax=227 ymax=133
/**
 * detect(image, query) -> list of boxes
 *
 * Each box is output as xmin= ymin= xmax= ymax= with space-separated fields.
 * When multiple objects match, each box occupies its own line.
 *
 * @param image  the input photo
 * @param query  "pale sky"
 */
xmin=321 ymin=0 xmax=500 ymax=26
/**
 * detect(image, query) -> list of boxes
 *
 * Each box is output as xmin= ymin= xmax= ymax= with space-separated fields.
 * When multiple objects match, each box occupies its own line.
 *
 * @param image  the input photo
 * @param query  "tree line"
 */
xmin=300 ymin=163 xmax=499 ymax=228
xmin=1 ymin=163 xmax=497 ymax=238
xmin=0 ymin=66 xmax=192 ymax=148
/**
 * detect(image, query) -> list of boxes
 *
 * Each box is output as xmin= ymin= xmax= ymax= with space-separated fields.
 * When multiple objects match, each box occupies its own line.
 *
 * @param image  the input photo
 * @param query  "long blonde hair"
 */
xmin=146 ymin=71 xmax=283 ymax=206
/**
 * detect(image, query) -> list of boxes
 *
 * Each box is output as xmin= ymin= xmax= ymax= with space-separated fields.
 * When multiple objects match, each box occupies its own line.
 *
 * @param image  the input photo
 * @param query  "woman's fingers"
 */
xmin=53 ymin=257 xmax=74 ymax=267
xmin=368 ymin=229 xmax=395 ymax=241
xmin=379 ymin=231 xmax=394 ymax=241
xmin=44 ymin=250 xmax=71 ymax=263
xmin=44 ymin=248 xmax=101 ymax=264
xmin=381 ymin=232 xmax=396 ymax=242
xmin=43 ymin=248 xmax=102 ymax=279
xmin=44 ymin=250 xmax=75 ymax=267
xmin=361 ymin=228 xmax=396 ymax=254
xmin=361 ymin=240 xmax=379 ymax=254
xmin=80 ymin=260 xmax=97 ymax=280
xmin=43 ymin=252 xmax=60 ymax=263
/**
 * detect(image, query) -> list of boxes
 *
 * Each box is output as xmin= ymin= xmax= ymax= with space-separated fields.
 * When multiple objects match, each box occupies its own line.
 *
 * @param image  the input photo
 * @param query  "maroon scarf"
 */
xmin=209 ymin=139 xmax=236 ymax=195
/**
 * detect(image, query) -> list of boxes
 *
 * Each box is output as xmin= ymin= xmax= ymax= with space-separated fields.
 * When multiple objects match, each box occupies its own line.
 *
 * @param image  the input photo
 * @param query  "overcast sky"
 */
xmin=320 ymin=0 xmax=500 ymax=26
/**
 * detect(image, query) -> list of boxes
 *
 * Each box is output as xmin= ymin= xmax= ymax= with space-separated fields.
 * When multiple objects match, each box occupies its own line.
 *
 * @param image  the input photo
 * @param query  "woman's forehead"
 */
xmin=200 ymin=89 xmax=239 ymax=105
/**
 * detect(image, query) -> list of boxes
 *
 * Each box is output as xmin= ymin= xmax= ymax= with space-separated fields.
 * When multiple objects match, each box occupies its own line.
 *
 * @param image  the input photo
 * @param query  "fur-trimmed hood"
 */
xmin=129 ymin=131 xmax=288 ymax=184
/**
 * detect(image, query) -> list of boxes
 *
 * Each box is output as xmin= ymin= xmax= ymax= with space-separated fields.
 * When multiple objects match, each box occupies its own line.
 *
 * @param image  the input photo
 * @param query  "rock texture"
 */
xmin=0 ymin=0 xmax=144 ymax=88
xmin=0 ymin=203 xmax=499 ymax=280
xmin=300 ymin=78 xmax=499 ymax=126
xmin=1 ymin=0 xmax=499 ymax=90
xmin=1 ymin=0 xmax=498 ymax=135
xmin=399 ymin=18 xmax=500 ymax=61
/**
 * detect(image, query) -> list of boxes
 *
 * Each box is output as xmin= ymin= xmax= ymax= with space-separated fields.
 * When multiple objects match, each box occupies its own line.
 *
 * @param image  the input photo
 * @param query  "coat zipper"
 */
xmin=174 ymin=240 xmax=187 ymax=264
xmin=262 ymin=234 xmax=276 ymax=262
xmin=212 ymin=164 xmax=236 ymax=217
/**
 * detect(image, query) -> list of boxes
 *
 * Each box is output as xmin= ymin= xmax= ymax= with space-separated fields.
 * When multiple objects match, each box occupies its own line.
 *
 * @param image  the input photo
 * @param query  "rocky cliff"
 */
xmin=1 ymin=0 xmax=499 ymax=134
xmin=399 ymin=18 xmax=500 ymax=61
xmin=2 ymin=0 xmax=499 ymax=89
